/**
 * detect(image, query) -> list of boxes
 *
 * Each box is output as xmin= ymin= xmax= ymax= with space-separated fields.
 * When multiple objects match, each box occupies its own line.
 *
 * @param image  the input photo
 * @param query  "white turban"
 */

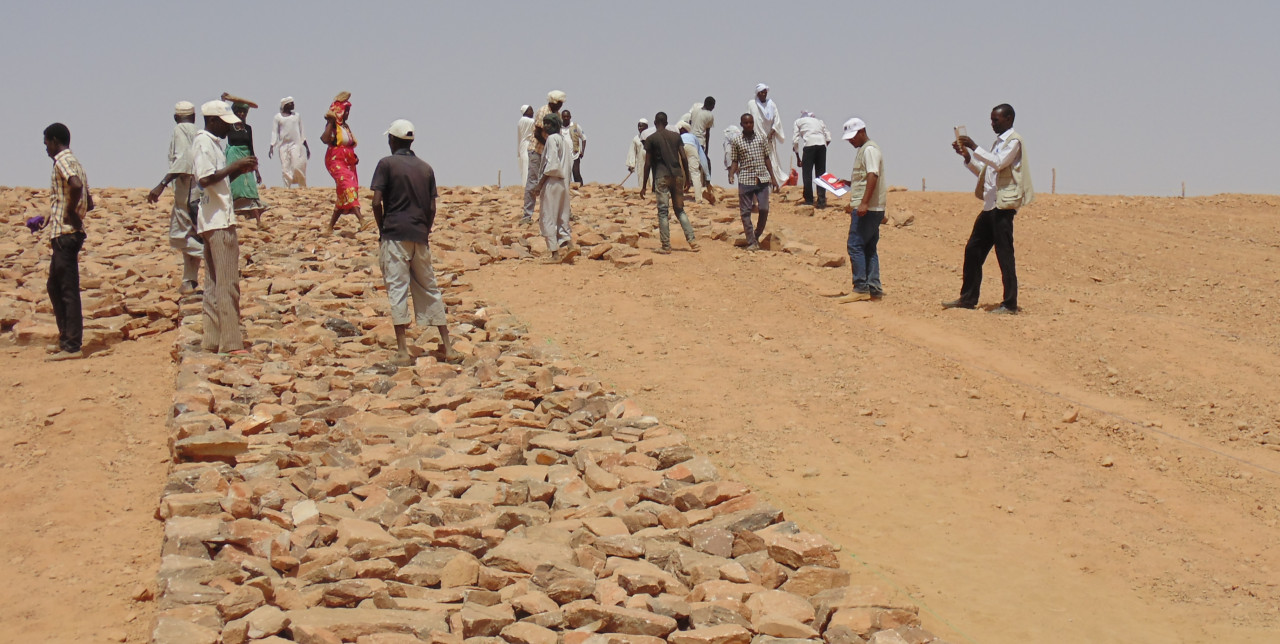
xmin=676 ymin=121 xmax=691 ymax=132
xmin=174 ymin=101 xmax=195 ymax=116
xmin=638 ymin=118 xmax=649 ymax=126
xmin=547 ymin=90 xmax=566 ymax=103
xmin=520 ymin=104 xmax=530 ymax=113
xmin=755 ymin=83 xmax=769 ymax=93
xmin=280 ymin=96 xmax=294 ymax=109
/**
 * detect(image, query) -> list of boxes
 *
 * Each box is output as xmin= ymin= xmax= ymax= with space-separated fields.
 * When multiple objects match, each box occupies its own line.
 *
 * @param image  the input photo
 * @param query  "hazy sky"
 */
xmin=5 ymin=1 xmax=1277 ymax=196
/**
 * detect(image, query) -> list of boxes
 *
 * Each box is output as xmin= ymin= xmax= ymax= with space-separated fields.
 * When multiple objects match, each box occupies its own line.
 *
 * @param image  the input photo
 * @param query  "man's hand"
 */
xmin=957 ymin=135 xmax=976 ymax=151
xmin=230 ymin=157 xmax=258 ymax=176
xmin=147 ymin=185 xmax=165 ymax=204
xmin=952 ymin=141 xmax=971 ymax=163
xmin=268 ymin=147 xmax=274 ymax=159
xmin=770 ymin=178 xmax=779 ymax=190
xmin=639 ymin=186 xmax=647 ymax=198
xmin=856 ymin=203 xmax=868 ymax=217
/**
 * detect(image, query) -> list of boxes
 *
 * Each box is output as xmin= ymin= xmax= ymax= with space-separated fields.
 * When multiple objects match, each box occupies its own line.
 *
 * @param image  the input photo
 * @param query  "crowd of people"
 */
xmin=28 ymin=84 xmax=1030 ymax=364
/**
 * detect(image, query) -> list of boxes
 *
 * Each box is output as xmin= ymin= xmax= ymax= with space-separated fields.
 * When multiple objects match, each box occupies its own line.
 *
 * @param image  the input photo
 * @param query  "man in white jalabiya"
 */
xmin=146 ymin=101 xmax=203 ymax=295
xmin=746 ymin=83 xmax=786 ymax=188
xmin=269 ymin=97 xmax=310 ymax=188
xmin=625 ymin=118 xmax=650 ymax=188
xmin=516 ymin=105 xmax=534 ymax=186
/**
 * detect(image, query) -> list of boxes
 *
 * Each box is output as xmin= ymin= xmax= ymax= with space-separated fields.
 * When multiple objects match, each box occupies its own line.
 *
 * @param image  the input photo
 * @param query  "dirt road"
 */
xmin=472 ymin=190 xmax=1280 ymax=643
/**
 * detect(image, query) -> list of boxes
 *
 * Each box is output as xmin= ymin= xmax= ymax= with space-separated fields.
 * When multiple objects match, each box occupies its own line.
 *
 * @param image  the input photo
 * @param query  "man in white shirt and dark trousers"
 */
xmin=944 ymin=103 xmax=1033 ymax=315
xmin=193 ymin=100 xmax=258 ymax=354
xmin=837 ymin=118 xmax=885 ymax=303
xmin=793 ymin=111 xmax=831 ymax=208
xmin=371 ymin=119 xmax=460 ymax=367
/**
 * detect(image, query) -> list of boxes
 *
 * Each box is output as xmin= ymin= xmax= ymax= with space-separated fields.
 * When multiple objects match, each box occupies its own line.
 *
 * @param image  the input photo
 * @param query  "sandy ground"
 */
xmin=470 ymin=190 xmax=1280 ymax=643
xmin=2 ymin=187 xmax=1278 ymax=643
xmin=0 ymin=336 xmax=171 ymax=643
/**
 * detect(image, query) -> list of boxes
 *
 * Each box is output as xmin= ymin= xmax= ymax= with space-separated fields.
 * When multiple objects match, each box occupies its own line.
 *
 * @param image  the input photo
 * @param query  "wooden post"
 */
xmin=922 ymin=178 xmax=926 ymax=192
xmin=498 ymin=170 xmax=502 ymax=189
xmin=1181 ymin=182 xmax=1185 ymax=198
xmin=1051 ymin=168 xmax=1056 ymax=195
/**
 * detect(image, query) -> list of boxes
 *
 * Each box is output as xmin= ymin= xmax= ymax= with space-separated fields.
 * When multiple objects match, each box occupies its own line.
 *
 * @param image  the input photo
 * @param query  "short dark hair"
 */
xmin=704 ymin=97 xmax=716 ymax=108
xmin=994 ymin=103 xmax=1016 ymax=121
xmin=654 ymin=112 xmax=668 ymax=126
xmin=43 ymin=123 xmax=71 ymax=146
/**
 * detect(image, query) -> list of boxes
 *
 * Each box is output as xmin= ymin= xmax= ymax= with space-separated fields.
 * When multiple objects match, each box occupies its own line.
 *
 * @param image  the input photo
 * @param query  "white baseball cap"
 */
xmin=842 ymin=118 xmax=866 ymax=140
xmin=385 ymin=119 xmax=415 ymax=140
xmin=201 ymin=100 xmax=240 ymax=124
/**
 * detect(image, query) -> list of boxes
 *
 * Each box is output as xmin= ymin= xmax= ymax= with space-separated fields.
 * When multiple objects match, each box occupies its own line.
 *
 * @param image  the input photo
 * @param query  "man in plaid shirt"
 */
xmin=40 ymin=123 xmax=94 ymax=361
xmin=728 ymin=113 xmax=779 ymax=251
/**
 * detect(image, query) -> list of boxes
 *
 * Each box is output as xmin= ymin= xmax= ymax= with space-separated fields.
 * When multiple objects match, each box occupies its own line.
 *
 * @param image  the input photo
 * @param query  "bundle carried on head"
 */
xmin=326 ymin=91 xmax=352 ymax=122
xmin=220 ymin=92 xmax=258 ymax=109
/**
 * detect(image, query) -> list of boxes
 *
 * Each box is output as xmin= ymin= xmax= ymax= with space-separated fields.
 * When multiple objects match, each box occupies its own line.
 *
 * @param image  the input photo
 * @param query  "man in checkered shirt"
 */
xmin=728 ymin=113 xmax=779 ymax=251
xmin=39 ymin=123 xmax=94 ymax=361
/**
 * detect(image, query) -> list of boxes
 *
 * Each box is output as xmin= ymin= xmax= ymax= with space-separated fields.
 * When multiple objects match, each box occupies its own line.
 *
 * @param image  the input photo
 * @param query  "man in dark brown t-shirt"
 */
xmin=640 ymin=112 xmax=698 ymax=253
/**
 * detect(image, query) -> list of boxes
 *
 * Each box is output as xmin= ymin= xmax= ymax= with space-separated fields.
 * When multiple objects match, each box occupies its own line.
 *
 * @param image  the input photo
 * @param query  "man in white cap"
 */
xmin=522 ymin=90 xmax=566 ymax=223
xmin=837 ymin=118 xmax=885 ymax=303
xmin=945 ymin=103 xmax=1032 ymax=314
xmin=370 ymin=119 xmax=460 ymax=367
xmin=517 ymin=105 xmax=534 ymax=186
xmin=792 ymin=110 xmax=831 ymax=208
xmin=192 ymin=100 xmax=258 ymax=354
xmin=269 ymin=97 xmax=309 ymax=188
xmin=146 ymin=101 xmax=203 ymax=295
xmin=626 ymin=118 xmax=649 ymax=188
xmin=746 ymin=84 xmax=786 ymax=190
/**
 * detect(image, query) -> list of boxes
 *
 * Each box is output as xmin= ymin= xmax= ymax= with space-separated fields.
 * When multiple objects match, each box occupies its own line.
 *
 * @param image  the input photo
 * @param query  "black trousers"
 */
xmin=959 ymin=208 xmax=1017 ymax=309
xmin=47 ymin=232 xmax=86 ymax=352
xmin=801 ymin=145 xmax=827 ymax=205
xmin=572 ymin=158 xmax=584 ymax=185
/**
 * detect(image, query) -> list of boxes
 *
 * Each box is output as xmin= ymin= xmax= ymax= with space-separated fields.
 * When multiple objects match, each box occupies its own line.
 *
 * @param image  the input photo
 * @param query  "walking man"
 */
xmin=537 ymin=112 xmax=575 ymax=262
xmin=746 ymin=84 xmax=786 ymax=189
xmin=728 ymin=113 xmax=779 ymax=251
xmin=625 ymin=118 xmax=649 ymax=188
xmin=522 ymin=90 xmax=565 ymax=223
xmin=193 ymin=100 xmax=257 ymax=354
xmin=678 ymin=120 xmax=711 ymax=204
xmin=370 ymin=119 xmax=460 ymax=367
xmin=943 ymin=103 xmax=1033 ymax=314
xmin=837 ymin=118 xmax=885 ymax=303
xmin=517 ymin=105 xmax=535 ymax=186
xmin=560 ymin=109 xmax=587 ymax=186
xmin=39 ymin=123 xmax=93 ymax=361
xmin=146 ymin=101 xmax=203 ymax=294
xmin=640 ymin=112 xmax=698 ymax=254
xmin=792 ymin=110 xmax=831 ymax=207
xmin=269 ymin=97 xmax=310 ymax=188
xmin=689 ymin=97 xmax=715 ymax=177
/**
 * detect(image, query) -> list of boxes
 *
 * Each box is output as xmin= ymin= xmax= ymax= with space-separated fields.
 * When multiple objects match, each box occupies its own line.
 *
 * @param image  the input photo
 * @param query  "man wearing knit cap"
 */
xmin=522 ymin=90 xmax=566 ymax=223
xmin=371 ymin=119 xmax=460 ymax=366
xmin=517 ymin=105 xmax=534 ymax=186
xmin=626 ymin=118 xmax=650 ymax=188
xmin=269 ymin=97 xmax=309 ymax=188
xmin=147 ymin=101 xmax=203 ymax=295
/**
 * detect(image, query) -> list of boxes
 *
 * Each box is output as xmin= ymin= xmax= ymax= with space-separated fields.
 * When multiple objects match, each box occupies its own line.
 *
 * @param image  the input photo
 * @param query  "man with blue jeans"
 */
xmin=838 ymin=118 xmax=885 ymax=303
xmin=640 ymin=112 xmax=698 ymax=254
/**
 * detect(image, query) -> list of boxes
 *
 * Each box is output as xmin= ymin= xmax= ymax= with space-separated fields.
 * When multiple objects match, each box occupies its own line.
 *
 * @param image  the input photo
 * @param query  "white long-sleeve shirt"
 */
xmin=967 ymin=129 xmax=1022 ymax=210
xmin=792 ymin=116 xmax=830 ymax=154
xmin=542 ymin=132 xmax=572 ymax=180
xmin=517 ymin=116 xmax=535 ymax=158
xmin=270 ymin=113 xmax=305 ymax=153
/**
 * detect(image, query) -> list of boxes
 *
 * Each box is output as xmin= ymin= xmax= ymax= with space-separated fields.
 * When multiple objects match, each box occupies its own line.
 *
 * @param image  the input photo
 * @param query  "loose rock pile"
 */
xmin=2 ymin=184 xmax=945 ymax=644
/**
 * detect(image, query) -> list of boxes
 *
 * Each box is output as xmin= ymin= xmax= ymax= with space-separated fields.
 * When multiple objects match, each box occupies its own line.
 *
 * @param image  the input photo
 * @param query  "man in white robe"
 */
xmin=269 ymin=97 xmax=310 ymax=187
xmin=537 ymin=112 xmax=575 ymax=263
xmin=746 ymin=83 xmax=786 ymax=188
xmin=146 ymin=101 xmax=203 ymax=294
xmin=626 ymin=118 xmax=650 ymax=188
xmin=517 ymin=105 xmax=534 ymax=186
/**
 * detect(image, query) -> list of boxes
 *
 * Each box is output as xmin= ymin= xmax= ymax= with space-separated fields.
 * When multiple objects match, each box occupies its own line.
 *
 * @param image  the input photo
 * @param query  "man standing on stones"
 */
xmin=836 ymin=118 xmax=885 ymax=303
xmin=39 ymin=123 xmax=93 ymax=361
xmin=517 ymin=105 xmax=534 ymax=187
xmin=792 ymin=110 xmax=831 ymax=208
xmin=146 ymin=101 xmax=203 ymax=295
xmin=746 ymin=84 xmax=786 ymax=190
xmin=370 ymin=119 xmax=460 ymax=367
xmin=560 ymin=109 xmax=587 ymax=187
xmin=625 ymin=118 xmax=649 ymax=188
xmin=537 ymin=112 xmax=575 ymax=263
xmin=269 ymin=97 xmax=310 ymax=188
xmin=522 ymin=90 xmax=566 ymax=223
xmin=193 ymin=100 xmax=257 ymax=355
xmin=640 ymin=112 xmax=698 ymax=254
xmin=689 ymin=97 xmax=715 ymax=177
xmin=728 ymin=113 xmax=779 ymax=251
xmin=943 ymin=103 xmax=1033 ymax=315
